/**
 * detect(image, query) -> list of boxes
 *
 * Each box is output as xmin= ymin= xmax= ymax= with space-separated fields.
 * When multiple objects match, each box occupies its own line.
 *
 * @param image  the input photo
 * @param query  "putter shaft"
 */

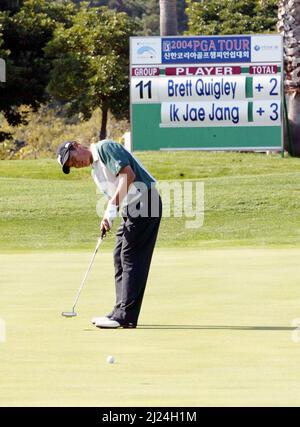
xmin=63 ymin=236 xmax=103 ymax=316
xmin=72 ymin=236 xmax=103 ymax=311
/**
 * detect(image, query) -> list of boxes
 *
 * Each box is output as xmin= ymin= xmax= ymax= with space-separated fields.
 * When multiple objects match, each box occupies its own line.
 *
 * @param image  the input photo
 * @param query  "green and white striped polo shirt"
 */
xmin=91 ymin=139 xmax=156 ymax=204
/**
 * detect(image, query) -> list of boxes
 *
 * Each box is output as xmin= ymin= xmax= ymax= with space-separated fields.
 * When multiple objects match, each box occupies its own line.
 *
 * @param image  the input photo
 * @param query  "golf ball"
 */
xmin=107 ymin=355 xmax=115 ymax=364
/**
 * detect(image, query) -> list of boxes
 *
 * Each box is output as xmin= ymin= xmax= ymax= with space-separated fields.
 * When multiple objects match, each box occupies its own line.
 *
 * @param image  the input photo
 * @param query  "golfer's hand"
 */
xmin=100 ymin=218 xmax=111 ymax=236
xmin=100 ymin=203 xmax=118 ymax=237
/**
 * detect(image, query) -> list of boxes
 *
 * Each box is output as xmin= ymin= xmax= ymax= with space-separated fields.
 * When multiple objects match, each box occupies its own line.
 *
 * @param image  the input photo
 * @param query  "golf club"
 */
xmin=62 ymin=231 xmax=105 ymax=317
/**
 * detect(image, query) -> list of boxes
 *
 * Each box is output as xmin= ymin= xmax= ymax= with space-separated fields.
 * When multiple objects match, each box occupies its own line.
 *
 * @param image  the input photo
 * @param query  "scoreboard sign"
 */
xmin=130 ymin=35 xmax=283 ymax=151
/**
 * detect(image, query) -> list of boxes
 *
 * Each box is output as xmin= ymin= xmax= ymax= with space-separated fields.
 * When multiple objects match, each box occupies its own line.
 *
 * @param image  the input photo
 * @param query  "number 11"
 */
xmin=135 ymin=80 xmax=152 ymax=99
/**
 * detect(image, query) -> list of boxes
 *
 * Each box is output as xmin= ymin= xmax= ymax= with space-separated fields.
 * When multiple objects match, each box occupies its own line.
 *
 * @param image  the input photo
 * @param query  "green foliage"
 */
xmin=176 ymin=0 xmax=188 ymax=34
xmin=186 ymin=0 xmax=278 ymax=35
xmin=0 ymin=104 xmax=129 ymax=159
xmin=0 ymin=15 xmax=11 ymax=141
xmin=0 ymin=0 xmax=23 ymax=13
xmin=72 ymin=0 xmax=187 ymax=35
xmin=0 ymin=0 xmax=76 ymax=138
xmin=46 ymin=4 xmax=138 ymax=131
xmin=0 ymin=0 xmax=185 ymax=147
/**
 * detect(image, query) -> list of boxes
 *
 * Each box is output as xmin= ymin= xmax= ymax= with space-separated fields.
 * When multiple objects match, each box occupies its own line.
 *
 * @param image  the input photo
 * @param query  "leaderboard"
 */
xmin=131 ymin=75 xmax=281 ymax=127
xmin=130 ymin=35 xmax=283 ymax=151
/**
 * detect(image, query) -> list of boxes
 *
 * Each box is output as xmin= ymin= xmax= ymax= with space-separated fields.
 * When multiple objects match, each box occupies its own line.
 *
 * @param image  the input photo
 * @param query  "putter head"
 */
xmin=62 ymin=311 xmax=77 ymax=318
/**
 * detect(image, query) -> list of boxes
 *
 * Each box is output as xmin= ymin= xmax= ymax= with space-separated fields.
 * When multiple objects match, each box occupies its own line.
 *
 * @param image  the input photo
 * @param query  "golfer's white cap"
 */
xmin=56 ymin=141 xmax=74 ymax=174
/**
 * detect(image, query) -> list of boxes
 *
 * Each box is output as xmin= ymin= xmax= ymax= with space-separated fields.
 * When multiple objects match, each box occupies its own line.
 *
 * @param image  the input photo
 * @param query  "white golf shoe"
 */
xmin=95 ymin=318 xmax=121 ymax=328
xmin=91 ymin=316 xmax=110 ymax=325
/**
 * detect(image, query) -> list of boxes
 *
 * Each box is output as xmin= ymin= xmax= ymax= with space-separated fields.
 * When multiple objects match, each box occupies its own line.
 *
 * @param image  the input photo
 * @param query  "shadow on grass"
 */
xmin=84 ymin=325 xmax=295 ymax=331
xmin=136 ymin=325 xmax=295 ymax=331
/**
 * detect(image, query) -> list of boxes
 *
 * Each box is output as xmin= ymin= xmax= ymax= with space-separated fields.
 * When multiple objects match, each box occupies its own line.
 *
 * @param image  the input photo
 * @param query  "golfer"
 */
xmin=56 ymin=140 xmax=162 ymax=328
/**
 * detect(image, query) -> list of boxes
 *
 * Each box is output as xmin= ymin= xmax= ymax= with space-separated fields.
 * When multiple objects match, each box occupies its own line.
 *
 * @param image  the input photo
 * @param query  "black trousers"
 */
xmin=110 ymin=189 xmax=162 ymax=326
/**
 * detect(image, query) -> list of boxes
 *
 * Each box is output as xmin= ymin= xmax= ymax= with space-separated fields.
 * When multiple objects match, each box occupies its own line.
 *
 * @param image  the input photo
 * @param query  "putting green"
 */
xmin=1 ymin=248 xmax=300 ymax=407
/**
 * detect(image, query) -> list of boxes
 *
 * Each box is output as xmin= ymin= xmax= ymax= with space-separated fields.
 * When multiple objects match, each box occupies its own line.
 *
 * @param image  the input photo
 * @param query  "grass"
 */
xmin=1 ymin=151 xmax=300 ymax=181
xmin=1 ymin=151 xmax=300 ymax=407
xmin=1 ymin=248 xmax=300 ymax=407
xmin=0 ymin=152 xmax=300 ymax=250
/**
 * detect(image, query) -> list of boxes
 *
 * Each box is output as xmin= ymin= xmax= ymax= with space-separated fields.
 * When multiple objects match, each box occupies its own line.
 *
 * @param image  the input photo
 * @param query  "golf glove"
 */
xmin=104 ymin=203 xmax=119 ymax=228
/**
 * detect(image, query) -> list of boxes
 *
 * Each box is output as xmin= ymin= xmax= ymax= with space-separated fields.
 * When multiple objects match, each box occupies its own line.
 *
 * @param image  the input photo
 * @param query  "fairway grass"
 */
xmin=1 ymin=248 xmax=300 ymax=407
xmin=1 ymin=153 xmax=300 ymax=250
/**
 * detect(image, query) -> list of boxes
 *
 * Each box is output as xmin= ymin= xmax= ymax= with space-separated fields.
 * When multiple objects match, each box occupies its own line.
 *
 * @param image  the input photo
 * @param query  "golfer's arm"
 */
xmin=109 ymin=165 xmax=136 ymax=207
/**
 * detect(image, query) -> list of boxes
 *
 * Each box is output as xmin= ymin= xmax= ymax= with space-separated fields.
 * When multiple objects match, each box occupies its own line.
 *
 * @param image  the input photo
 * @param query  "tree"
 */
xmin=185 ymin=0 xmax=277 ymax=35
xmin=0 ymin=17 xmax=11 ymax=142
xmin=0 ymin=0 xmax=75 ymax=141
xmin=0 ymin=0 xmax=23 ymax=13
xmin=278 ymin=0 xmax=300 ymax=156
xmin=46 ymin=4 xmax=138 ymax=139
xmin=72 ymin=0 xmax=188 ymax=35
xmin=176 ymin=0 xmax=187 ymax=34
xmin=160 ymin=0 xmax=178 ymax=36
